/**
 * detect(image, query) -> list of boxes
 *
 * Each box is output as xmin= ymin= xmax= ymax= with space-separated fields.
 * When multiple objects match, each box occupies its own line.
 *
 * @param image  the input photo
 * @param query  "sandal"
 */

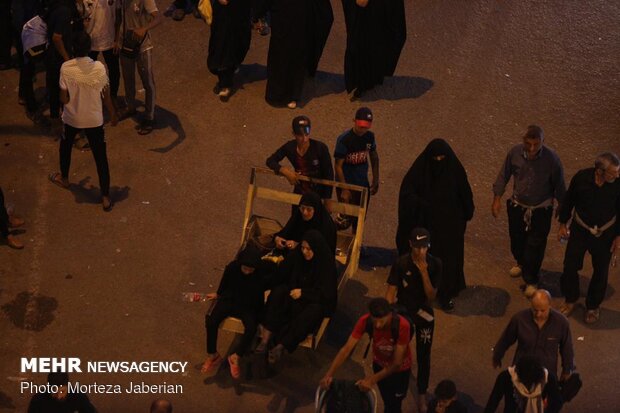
xmin=49 ymin=172 xmax=69 ymax=189
xmin=585 ymin=308 xmax=600 ymax=324
xmin=102 ymin=196 xmax=113 ymax=212
xmin=559 ymin=302 xmax=576 ymax=317
xmin=200 ymin=354 xmax=223 ymax=374
xmin=137 ymin=119 xmax=154 ymax=135
xmin=228 ymin=355 xmax=241 ymax=379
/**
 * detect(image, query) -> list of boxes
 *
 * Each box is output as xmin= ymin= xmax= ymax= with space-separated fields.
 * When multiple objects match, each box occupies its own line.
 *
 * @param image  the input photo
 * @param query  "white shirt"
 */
xmin=60 ymin=57 xmax=109 ymax=129
xmin=83 ymin=0 xmax=121 ymax=51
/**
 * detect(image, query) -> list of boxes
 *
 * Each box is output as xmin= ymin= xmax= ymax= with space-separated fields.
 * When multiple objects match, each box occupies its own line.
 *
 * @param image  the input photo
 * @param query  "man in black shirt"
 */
xmin=386 ymin=227 xmax=441 ymax=413
xmin=558 ymin=152 xmax=620 ymax=324
xmin=266 ymin=115 xmax=334 ymax=200
xmin=27 ymin=372 xmax=97 ymax=413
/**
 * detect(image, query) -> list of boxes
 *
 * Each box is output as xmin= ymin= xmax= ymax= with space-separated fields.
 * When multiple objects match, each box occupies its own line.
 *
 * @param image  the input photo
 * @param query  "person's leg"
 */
xmin=84 ymin=126 xmax=110 ymax=198
xmin=234 ymin=310 xmax=259 ymax=357
xmin=205 ymin=299 xmax=234 ymax=355
xmin=46 ymin=57 xmax=63 ymax=119
xmin=101 ymin=48 xmax=120 ymax=99
xmin=585 ymin=231 xmax=614 ymax=310
xmin=373 ymin=363 xmax=409 ymax=413
xmin=88 ymin=50 xmax=99 ymax=61
xmin=413 ymin=316 xmax=434 ymax=395
xmin=278 ymin=302 xmax=323 ymax=353
xmin=217 ymin=67 xmax=235 ymax=90
xmin=257 ymin=285 xmax=290 ymax=350
xmin=521 ymin=206 xmax=553 ymax=286
xmin=506 ymin=200 xmax=527 ymax=269
xmin=120 ymin=55 xmax=137 ymax=112
xmin=560 ymin=226 xmax=588 ymax=305
xmin=20 ymin=56 xmax=38 ymax=113
xmin=136 ymin=49 xmax=156 ymax=121
xmin=60 ymin=124 xmax=79 ymax=179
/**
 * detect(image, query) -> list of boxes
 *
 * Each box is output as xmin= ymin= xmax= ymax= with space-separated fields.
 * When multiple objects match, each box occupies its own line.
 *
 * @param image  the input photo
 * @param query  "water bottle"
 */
xmin=181 ymin=292 xmax=212 ymax=302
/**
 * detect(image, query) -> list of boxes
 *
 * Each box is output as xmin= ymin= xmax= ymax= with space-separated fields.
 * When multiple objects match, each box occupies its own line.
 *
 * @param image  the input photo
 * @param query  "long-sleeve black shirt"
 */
xmin=558 ymin=168 xmax=620 ymax=235
xmin=493 ymin=308 xmax=574 ymax=376
xmin=492 ymin=145 xmax=566 ymax=206
xmin=266 ymin=138 xmax=334 ymax=199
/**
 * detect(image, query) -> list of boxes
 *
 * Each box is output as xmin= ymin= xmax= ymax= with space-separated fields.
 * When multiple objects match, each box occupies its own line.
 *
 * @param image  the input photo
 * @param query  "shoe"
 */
xmin=441 ymin=300 xmax=455 ymax=313
xmin=523 ymin=284 xmax=537 ymax=298
xmin=218 ymin=88 xmax=231 ymax=102
xmin=9 ymin=216 xmax=25 ymax=228
xmin=48 ymin=172 xmax=69 ymax=189
xmin=137 ymin=119 xmax=154 ymax=135
xmin=559 ymin=302 xmax=576 ymax=317
xmin=6 ymin=235 xmax=24 ymax=250
xmin=585 ymin=308 xmax=600 ymax=324
xmin=228 ymin=355 xmax=241 ymax=379
xmin=200 ymin=354 xmax=223 ymax=374
xmin=350 ymin=89 xmax=363 ymax=102
xmin=268 ymin=345 xmax=284 ymax=364
xmin=172 ymin=8 xmax=186 ymax=21
xmin=509 ymin=265 xmax=522 ymax=278
xmin=287 ymin=101 xmax=297 ymax=109
xmin=27 ymin=111 xmax=51 ymax=127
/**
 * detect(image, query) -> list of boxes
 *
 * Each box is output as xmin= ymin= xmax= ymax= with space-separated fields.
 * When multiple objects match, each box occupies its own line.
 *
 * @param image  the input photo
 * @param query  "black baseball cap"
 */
xmin=292 ymin=115 xmax=311 ymax=135
xmin=355 ymin=107 xmax=373 ymax=128
xmin=409 ymin=227 xmax=431 ymax=248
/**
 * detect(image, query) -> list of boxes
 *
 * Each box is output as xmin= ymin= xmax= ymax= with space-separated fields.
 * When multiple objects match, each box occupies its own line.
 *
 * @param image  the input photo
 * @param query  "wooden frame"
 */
xmin=221 ymin=167 xmax=368 ymax=349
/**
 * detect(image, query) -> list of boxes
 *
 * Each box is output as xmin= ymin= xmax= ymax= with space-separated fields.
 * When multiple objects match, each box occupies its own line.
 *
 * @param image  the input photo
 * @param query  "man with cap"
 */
xmin=386 ymin=227 xmax=442 ymax=413
xmin=492 ymin=125 xmax=566 ymax=297
xmin=266 ymin=115 xmax=334 ymax=201
xmin=334 ymin=107 xmax=379 ymax=230
xmin=27 ymin=372 xmax=97 ymax=412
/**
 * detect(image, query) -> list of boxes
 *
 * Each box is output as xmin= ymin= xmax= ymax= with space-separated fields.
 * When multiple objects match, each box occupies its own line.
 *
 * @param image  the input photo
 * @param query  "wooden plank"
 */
xmin=255 ymin=187 xmax=301 ymax=205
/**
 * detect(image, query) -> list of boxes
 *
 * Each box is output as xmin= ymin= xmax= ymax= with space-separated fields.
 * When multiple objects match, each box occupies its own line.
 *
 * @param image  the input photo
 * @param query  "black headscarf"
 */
xmin=396 ymin=139 xmax=475 ymax=253
xmin=217 ymin=244 xmax=268 ymax=309
xmin=288 ymin=229 xmax=337 ymax=315
xmin=277 ymin=191 xmax=337 ymax=253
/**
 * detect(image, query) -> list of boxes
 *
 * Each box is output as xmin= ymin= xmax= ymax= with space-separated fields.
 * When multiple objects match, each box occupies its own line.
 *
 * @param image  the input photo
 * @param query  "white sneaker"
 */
xmin=524 ymin=284 xmax=537 ymax=298
xmin=509 ymin=265 xmax=522 ymax=278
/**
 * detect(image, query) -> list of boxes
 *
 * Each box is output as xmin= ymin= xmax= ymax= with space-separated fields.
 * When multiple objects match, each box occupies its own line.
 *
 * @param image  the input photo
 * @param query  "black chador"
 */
xmin=396 ymin=139 xmax=475 ymax=308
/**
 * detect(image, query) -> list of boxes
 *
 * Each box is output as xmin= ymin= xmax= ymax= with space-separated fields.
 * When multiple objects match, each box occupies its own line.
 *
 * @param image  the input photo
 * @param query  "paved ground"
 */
xmin=1 ymin=0 xmax=619 ymax=411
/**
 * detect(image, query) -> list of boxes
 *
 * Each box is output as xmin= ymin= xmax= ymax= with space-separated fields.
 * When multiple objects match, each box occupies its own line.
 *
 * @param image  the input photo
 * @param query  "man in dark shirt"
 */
xmin=334 ymin=107 xmax=379 ymax=230
xmin=28 ymin=372 xmax=97 ymax=413
xmin=493 ymin=289 xmax=575 ymax=381
xmin=492 ymin=125 xmax=566 ymax=297
xmin=266 ymin=115 xmax=334 ymax=200
xmin=386 ymin=227 xmax=441 ymax=413
xmin=558 ymin=152 xmax=620 ymax=324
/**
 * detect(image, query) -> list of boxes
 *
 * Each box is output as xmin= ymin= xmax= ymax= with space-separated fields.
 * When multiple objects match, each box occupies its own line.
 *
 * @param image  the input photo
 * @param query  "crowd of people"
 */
xmin=2 ymin=2 xmax=619 ymax=413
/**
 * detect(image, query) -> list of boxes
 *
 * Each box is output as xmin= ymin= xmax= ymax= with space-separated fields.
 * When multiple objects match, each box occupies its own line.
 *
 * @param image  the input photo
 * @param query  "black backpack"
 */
xmin=324 ymin=379 xmax=372 ymax=413
xmin=363 ymin=308 xmax=414 ymax=359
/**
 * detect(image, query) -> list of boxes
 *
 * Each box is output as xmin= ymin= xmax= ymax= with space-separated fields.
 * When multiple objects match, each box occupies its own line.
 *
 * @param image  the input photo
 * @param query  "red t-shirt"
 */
xmin=351 ymin=313 xmax=412 ymax=371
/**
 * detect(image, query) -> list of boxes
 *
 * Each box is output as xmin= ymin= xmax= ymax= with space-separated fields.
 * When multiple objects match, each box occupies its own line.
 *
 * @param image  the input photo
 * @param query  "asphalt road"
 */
xmin=1 ymin=0 xmax=619 ymax=412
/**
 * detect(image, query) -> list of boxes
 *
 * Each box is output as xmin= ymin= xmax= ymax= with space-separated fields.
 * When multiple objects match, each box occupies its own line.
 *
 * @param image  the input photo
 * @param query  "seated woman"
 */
xmin=257 ymin=229 xmax=337 ymax=363
xmin=484 ymin=355 xmax=562 ymax=413
xmin=201 ymin=245 xmax=271 ymax=379
xmin=274 ymin=191 xmax=337 ymax=254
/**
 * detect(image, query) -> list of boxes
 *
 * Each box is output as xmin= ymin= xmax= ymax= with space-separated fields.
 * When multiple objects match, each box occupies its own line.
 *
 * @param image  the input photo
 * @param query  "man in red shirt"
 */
xmin=320 ymin=297 xmax=411 ymax=413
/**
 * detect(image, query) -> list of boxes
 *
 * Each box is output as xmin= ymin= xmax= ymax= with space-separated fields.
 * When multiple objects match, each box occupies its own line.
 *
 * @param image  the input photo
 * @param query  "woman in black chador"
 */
xmin=263 ymin=0 xmax=333 ymax=108
xmin=207 ymin=0 xmax=252 ymax=101
xmin=396 ymin=139 xmax=474 ymax=312
xmin=257 ymin=229 xmax=337 ymax=363
xmin=342 ymin=0 xmax=406 ymax=99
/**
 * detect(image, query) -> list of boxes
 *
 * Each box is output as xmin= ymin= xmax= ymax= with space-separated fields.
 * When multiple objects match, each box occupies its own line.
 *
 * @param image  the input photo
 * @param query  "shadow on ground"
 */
xmin=0 ymin=388 xmax=15 ymax=409
xmin=149 ymin=106 xmax=186 ymax=153
xmin=358 ymin=76 xmax=434 ymax=102
xmin=66 ymin=178 xmax=130 ymax=207
xmin=451 ymin=285 xmax=511 ymax=318
xmin=359 ymin=246 xmax=398 ymax=271
xmin=1 ymin=291 xmax=58 ymax=331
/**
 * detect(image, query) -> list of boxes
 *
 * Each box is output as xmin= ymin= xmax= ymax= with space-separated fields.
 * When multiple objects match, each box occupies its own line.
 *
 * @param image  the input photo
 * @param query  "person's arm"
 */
xmin=385 ymin=285 xmax=397 ymax=304
xmin=101 ymin=85 xmax=118 ymax=126
xmin=60 ymin=88 xmax=69 ymax=104
xmin=492 ymin=317 xmax=518 ymax=368
xmin=52 ymin=33 xmax=71 ymax=61
xmin=551 ymin=154 xmax=567 ymax=208
xmin=414 ymin=256 xmax=437 ymax=301
xmin=318 ymin=142 xmax=334 ymax=199
xmin=559 ymin=320 xmax=575 ymax=379
xmin=385 ymin=259 xmax=400 ymax=304
xmin=369 ymin=149 xmax=379 ymax=195
xmin=50 ymin=8 xmax=71 ymax=61
xmin=459 ymin=165 xmax=475 ymax=221
xmin=215 ymin=264 xmax=236 ymax=297
xmin=483 ymin=370 xmax=510 ymax=413
xmin=266 ymin=143 xmax=298 ymax=184
xmin=132 ymin=1 xmax=163 ymax=40
xmin=320 ymin=334 xmax=360 ymax=389
xmin=491 ymin=151 xmax=513 ymax=217
xmin=557 ymin=173 xmax=578 ymax=240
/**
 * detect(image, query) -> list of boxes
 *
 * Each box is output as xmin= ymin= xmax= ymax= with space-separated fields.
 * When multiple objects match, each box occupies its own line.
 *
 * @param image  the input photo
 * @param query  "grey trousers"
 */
xmin=120 ymin=49 xmax=156 ymax=121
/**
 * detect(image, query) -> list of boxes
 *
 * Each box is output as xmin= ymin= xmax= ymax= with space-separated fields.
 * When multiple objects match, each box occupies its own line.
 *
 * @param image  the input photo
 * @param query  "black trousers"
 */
xmin=60 ymin=124 xmax=110 ymax=197
xmin=216 ymin=67 xmax=235 ymax=89
xmin=0 ymin=187 xmax=9 ymax=238
xmin=205 ymin=299 xmax=259 ymax=357
xmin=561 ymin=224 xmax=614 ymax=309
xmin=372 ymin=363 xmax=410 ymax=413
xmin=88 ymin=49 xmax=120 ymax=98
xmin=46 ymin=56 xmax=63 ymax=119
xmin=506 ymin=200 xmax=553 ymax=285
xmin=410 ymin=312 xmax=434 ymax=394
xmin=262 ymin=284 xmax=324 ymax=353
xmin=174 ymin=0 xmax=198 ymax=9
xmin=0 ymin=0 xmax=11 ymax=66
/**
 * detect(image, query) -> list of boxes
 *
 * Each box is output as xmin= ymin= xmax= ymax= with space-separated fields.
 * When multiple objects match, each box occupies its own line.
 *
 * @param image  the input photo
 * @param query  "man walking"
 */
xmin=320 ymin=297 xmax=412 ymax=413
xmin=386 ymin=227 xmax=441 ymax=413
xmin=558 ymin=152 xmax=620 ymax=324
xmin=49 ymin=31 xmax=118 ymax=211
xmin=334 ymin=107 xmax=379 ymax=230
xmin=493 ymin=289 xmax=574 ymax=382
xmin=492 ymin=125 xmax=566 ymax=297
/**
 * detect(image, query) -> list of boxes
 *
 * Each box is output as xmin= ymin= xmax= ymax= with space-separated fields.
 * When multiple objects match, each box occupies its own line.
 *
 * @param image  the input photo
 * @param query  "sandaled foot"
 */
xmin=137 ymin=119 xmax=154 ymax=135
xmin=585 ymin=308 xmax=600 ymax=324
xmin=9 ymin=216 xmax=25 ymax=228
xmin=49 ymin=172 xmax=69 ymax=189
xmin=6 ymin=234 xmax=24 ymax=250
xmin=509 ymin=265 xmax=522 ymax=278
xmin=102 ymin=196 xmax=113 ymax=212
xmin=172 ymin=8 xmax=186 ymax=21
xmin=228 ymin=355 xmax=241 ymax=379
xmin=218 ymin=88 xmax=231 ymax=102
xmin=559 ymin=302 xmax=576 ymax=317
xmin=287 ymin=101 xmax=297 ymax=109
xmin=201 ymin=354 xmax=223 ymax=374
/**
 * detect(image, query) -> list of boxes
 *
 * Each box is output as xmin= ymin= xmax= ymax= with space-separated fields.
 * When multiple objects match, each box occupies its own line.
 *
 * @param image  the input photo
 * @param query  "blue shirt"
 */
xmin=334 ymin=129 xmax=376 ymax=187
